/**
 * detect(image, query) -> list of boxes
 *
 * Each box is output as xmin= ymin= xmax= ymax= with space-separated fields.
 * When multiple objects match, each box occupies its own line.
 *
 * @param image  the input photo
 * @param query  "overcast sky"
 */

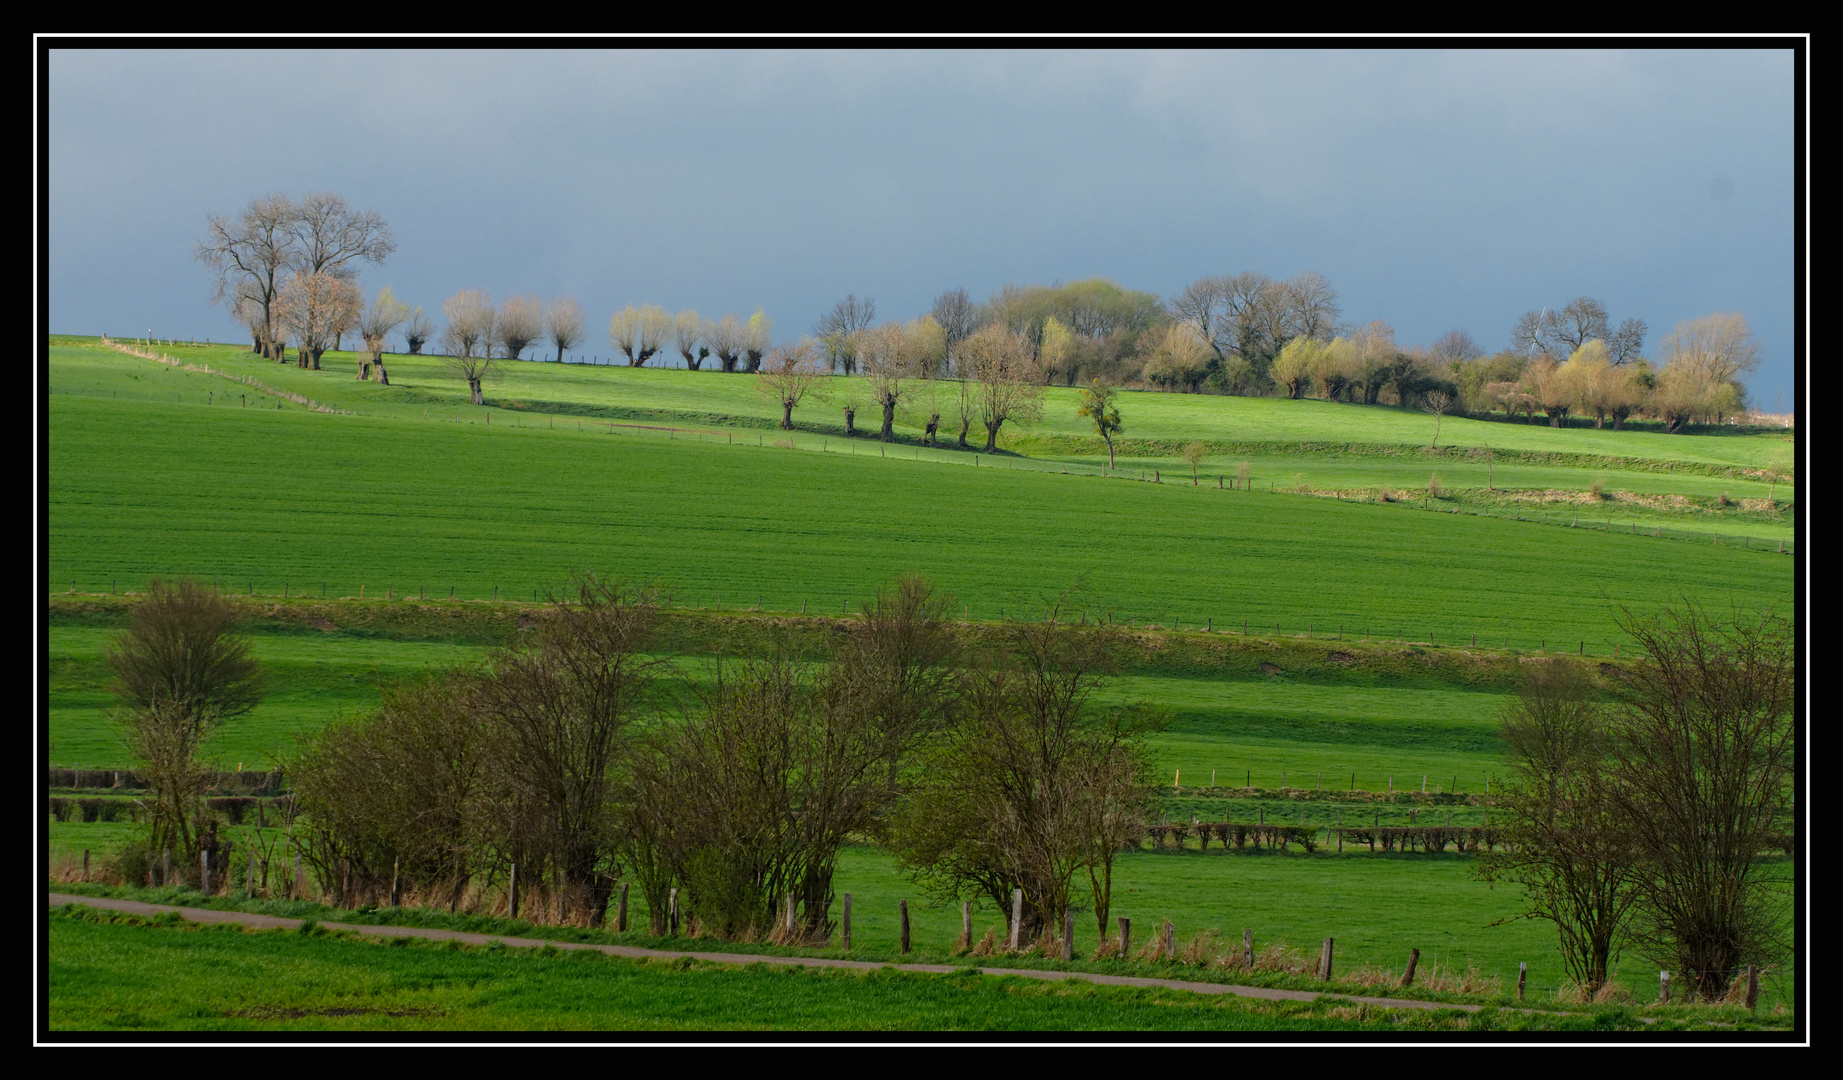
xmin=43 ymin=45 xmax=1801 ymax=410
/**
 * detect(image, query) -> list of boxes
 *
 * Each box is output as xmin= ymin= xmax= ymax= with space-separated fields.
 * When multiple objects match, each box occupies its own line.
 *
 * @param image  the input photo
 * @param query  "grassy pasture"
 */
xmin=50 ymin=339 xmax=1795 ymax=540
xmin=47 ymin=388 xmax=1790 ymax=651
xmin=49 ymin=622 xmax=1518 ymax=791
xmin=45 ymin=838 xmax=1797 ymax=1019
xmin=47 ymin=908 xmax=1563 ymax=1032
xmin=56 ymin=337 xmax=1793 ymax=470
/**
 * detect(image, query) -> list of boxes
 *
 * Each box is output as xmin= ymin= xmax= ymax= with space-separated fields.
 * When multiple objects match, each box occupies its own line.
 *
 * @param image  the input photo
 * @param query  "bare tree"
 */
xmin=755 ymin=337 xmax=828 ymax=429
xmin=442 ymin=288 xmax=498 ymax=405
xmin=1551 ymin=297 xmax=1610 ymax=356
xmin=286 ymin=190 xmax=395 ymax=283
xmin=930 ymin=287 xmax=978 ymax=375
xmin=1657 ymin=313 xmax=1763 ymax=390
xmin=497 ymin=294 xmax=544 ymax=361
xmin=1284 ymin=270 xmax=1341 ymax=343
xmin=545 ymin=297 xmax=584 ymax=364
xmin=1607 ymin=318 xmax=1648 ymax=366
xmin=474 ymin=578 xmax=662 ymax=927
xmin=1478 ymin=660 xmax=1637 ymax=998
xmin=195 ymin=193 xmax=296 ymax=361
xmin=815 ymin=294 xmax=876 ymax=374
xmin=887 ymin=606 xmax=1157 ymax=946
xmin=1421 ymin=389 xmax=1454 ymax=447
xmin=1428 ymin=328 xmax=1484 ymax=364
xmin=1606 ymin=604 xmax=1793 ymax=1001
xmin=858 ymin=323 xmax=911 ymax=442
xmin=107 ymin=580 xmax=266 ymax=870
xmin=356 ymin=286 xmax=411 ymax=384
xmin=707 ymin=313 xmax=746 ymax=373
xmin=744 ymin=308 xmax=773 ymax=373
xmin=960 ymin=325 xmax=1045 ymax=452
xmin=671 ymin=309 xmax=707 ymax=370
xmin=1168 ymin=274 xmax=1230 ymax=369
xmin=276 ymin=270 xmax=361 ymax=370
xmin=404 ymin=307 xmax=433 ymax=356
xmin=609 ymin=304 xmax=672 ymax=367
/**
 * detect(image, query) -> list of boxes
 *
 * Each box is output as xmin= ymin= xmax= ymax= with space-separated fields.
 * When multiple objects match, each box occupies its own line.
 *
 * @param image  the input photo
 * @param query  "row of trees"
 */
xmin=289 ymin=575 xmax=1161 ymax=943
xmin=1483 ymin=604 xmax=1793 ymax=1002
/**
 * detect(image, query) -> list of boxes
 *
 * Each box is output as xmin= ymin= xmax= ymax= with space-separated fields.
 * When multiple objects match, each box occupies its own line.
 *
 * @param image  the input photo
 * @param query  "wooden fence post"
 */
xmin=1745 ymin=965 xmax=1759 ymax=1011
xmin=616 ymin=883 xmax=629 ymax=932
xmin=1009 ymin=888 xmax=1023 ymax=951
xmin=390 ymin=857 xmax=399 ymax=907
xmin=1244 ymin=928 xmax=1254 ymax=969
xmin=509 ymin=863 xmax=519 ymax=919
xmin=1517 ymin=961 xmax=1527 ymax=1000
xmin=1658 ymin=969 xmax=1670 ymax=1003
xmin=785 ymin=893 xmax=796 ymax=938
xmin=960 ymin=900 xmax=970 ymax=951
xmin=1402 ymin=947 xmax=1420 ymax=987
xmin=842 ymin=893 xmax=852 ymax=951
xmin=1162 ymin=920 xmax=1175 ymax=960
xmin=1063 ymin=910 xmax=1075 ymax=960
xmin=1118 ymin=916 xmax=1130 ymax=958
xmin=201 ymin=849 xmax=210 ymax=895
xmin=668 ymin=887 xmax=679 ymax=935
xmin=1319 ymin=937 xmax=1334 ymax=980
xmin=900 ymin=900 xmax=911 ymax=954
xmin=82 ymin=849 xmax=90 ymax=883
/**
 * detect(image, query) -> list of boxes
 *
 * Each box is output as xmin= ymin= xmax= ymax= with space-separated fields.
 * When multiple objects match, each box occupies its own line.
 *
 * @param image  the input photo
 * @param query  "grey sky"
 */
xmin=46 ymin=45 xmax=1799 ymax=409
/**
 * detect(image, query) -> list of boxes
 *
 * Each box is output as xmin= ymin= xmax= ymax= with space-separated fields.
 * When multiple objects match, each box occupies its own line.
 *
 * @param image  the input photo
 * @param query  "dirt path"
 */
xmin=49 ymin=892 xmax=1479 ymax=1013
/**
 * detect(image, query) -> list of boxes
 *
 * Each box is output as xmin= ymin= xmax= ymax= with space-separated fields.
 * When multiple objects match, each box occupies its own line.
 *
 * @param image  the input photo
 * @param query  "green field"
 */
xmin=48 ymin=346 xmax=1791 ymax=649
xmin=44 ymin=336 xmax=1800 ymax=1029
xmin=61 ymin=903 xmax=1706 ymax=1033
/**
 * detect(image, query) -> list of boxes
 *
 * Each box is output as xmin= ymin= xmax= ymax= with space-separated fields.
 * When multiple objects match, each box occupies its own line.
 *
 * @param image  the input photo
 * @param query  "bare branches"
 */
xmin=194 ymin=193 xmax=295 ymax=361
xmin=545 ymin=297 xmax=584 ymax=363
xmin=671 ymin=309 xmax=706 ymax=370
xmin=356 ymin=286 xmax=411 ymax=383
xmin=288 ymin=190 xmax=395 ymax=281
xmin=497 ymin=294 xmax=543 ymax=361
xmin=441 ymin=288 xmax=498 ymax=405
xmin=707 ymin=313 xmax=746 ymax=373
xmin=609 ymin=304 xmax=673 ymax=367
xmin=755 ymin=337 xmax=828 ymax=429
xmin=960 ymin=325 xmax=1045 ymax=452
xmin=815 ymin=294 xmax=876 ymax=374
xmin=275 ymin=271 xmax=361 ymax=370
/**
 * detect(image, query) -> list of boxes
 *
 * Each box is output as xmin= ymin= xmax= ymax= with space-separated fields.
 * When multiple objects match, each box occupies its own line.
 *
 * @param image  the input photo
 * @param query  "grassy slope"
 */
xmin=47 ymin=387 xmax=1789 ymax=649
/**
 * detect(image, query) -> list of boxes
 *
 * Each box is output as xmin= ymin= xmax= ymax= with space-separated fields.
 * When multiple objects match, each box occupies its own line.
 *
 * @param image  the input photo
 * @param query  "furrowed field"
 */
xmin=43 ymin=337 xmax=1799 ymax=1028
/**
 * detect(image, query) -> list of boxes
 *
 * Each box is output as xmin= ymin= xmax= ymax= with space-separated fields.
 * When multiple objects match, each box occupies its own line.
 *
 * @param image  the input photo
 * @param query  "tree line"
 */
xmin=196 ymin=191 xmax=1772 ymax=433
xmin=103 ymin=574 xmax=1162 ymax=946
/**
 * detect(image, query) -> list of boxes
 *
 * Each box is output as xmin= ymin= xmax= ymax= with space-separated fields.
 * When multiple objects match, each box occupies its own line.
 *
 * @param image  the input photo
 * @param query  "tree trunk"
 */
xmin=984 ymin=419 xmax=1002 ymax=453
xmin=782 ymin=400 xmax=794 ymax=430
xmin=374 ymin=356 xmax=391 ymax=386
xmin=1104 ymin=434 xmax=1114 ymax=469
xmin=470 ymin=379 xmax=484 ymax=406
xmin=357 ymin=358 xmax=370 ymax=380
xmin=881 ymin=399 xmax=896 ymax=441
xmin=957 ymin=416 xmax=970 ymax=448
xmin=843 ymin=407 xmax=856 ymax=437
xmin=924 ymin=415 xmax=939 ymax=446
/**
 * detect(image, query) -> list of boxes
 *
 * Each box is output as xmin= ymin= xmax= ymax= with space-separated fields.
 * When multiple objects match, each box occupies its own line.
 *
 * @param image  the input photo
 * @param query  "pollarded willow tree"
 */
xmin=610 ymin=304 xmax=673 ymax=367
xmin=959 ymin=324 xmax=1044 ymax=453
xmin=442 ymin=288 xmax=499 ymax=405
xmin=497 ymin=295 xmax=544 ymax=361
xmin=707 ymin=313 xmax=747 ymax=373
xmin=744 ymin=308 xmax=773 ymax=374
xmin=545 ymin=297 xmax=584 ymax=364
xmin=195 ymin=193 xmax=297 ymax=361
xmin=672 ymin=309 xmax=707 ymax=370
xmin=754 ymin=338 xmax=828 ymax=429
xmin=356 ymin=286 xmax=411 ymax=384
